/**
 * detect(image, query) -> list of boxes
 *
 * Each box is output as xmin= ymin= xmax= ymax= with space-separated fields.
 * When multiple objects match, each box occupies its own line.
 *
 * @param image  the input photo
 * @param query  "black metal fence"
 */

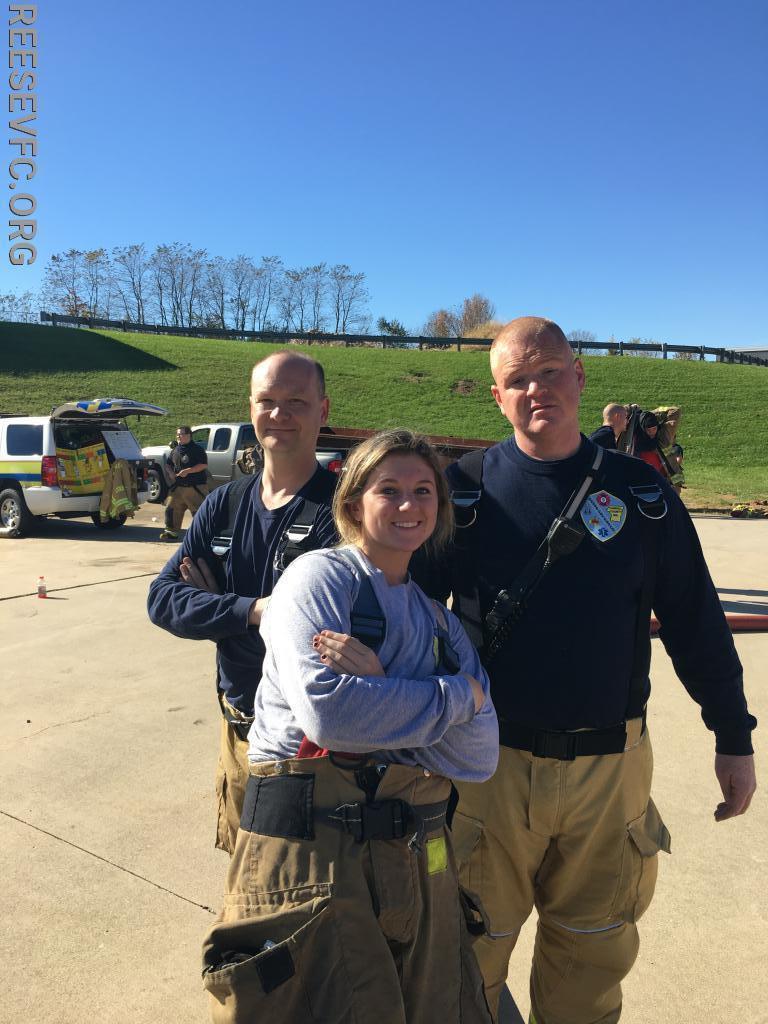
xmin=37 ymin=311 xmax=768 ymax=367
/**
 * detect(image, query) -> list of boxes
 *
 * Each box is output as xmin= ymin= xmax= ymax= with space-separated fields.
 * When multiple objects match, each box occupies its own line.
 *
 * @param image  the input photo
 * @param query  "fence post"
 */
xmin=662 ymin=343 xmax=668 ymax=360
xmin=699 ymin=346 xmax=705 ymax=361
xmin=577 ymin=339 xmax=583 ymax=356
xmin=618 ymin=341 xmax=624 ymax=356
xmin=457 ymin=337 xmax=462 ymax=352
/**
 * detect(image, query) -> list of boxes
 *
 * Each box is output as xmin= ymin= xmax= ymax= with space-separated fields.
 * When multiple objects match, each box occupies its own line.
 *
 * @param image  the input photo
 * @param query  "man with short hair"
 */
xmin=158 ymin=425 xmax=209 ymax=541
xmin=417 ymin=316 xmax=756 ymax=1023
xmin=148 ymin=352 xmax=338 ymax=853
xmin=588 ymin=403 xmax=628 ymax=450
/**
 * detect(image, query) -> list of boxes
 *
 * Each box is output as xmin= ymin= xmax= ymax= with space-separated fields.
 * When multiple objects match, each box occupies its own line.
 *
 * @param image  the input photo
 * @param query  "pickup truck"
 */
xmin=142 ymin=423 xmax=492 ymax=504
xmin=141 ymin=423 xmax=346 ymax=503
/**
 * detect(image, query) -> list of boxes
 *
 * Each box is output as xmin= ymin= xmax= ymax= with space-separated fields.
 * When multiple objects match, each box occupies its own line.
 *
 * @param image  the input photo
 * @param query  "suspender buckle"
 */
xmin=285 ymin=523 xmax=313 ymax=543
xmin=211 ymin=535 xmax=232 ymax=557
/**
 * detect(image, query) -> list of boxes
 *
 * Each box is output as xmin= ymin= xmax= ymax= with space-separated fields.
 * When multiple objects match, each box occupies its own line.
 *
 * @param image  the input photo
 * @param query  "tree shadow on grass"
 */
xmin=0 ymin=323 xmax=177 ymax=373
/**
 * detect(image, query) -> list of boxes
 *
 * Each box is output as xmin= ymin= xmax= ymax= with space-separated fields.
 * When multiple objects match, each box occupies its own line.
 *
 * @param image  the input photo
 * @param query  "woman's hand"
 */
xmin=312 ymin=630 xmax=386 ymax=677
xmin=462 ymin=673 xmax=486 ymax=713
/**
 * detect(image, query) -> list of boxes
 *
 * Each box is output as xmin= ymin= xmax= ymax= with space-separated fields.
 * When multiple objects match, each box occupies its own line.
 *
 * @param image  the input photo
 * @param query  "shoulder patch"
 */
xmin=580 ymin=490 xmax=627 ymax=542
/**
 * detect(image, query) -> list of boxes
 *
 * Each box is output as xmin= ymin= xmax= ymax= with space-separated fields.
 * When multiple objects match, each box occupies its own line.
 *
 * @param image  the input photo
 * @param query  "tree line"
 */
xmin=30 ymin=245 xmax=373 ymax=334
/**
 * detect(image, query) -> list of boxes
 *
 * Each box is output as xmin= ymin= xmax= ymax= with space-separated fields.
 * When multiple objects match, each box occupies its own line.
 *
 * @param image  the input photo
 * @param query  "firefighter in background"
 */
xmin=653 ymin=405 xmax=685 ymax=493
xmin=159 ymin=425 xmax=209 ymax=541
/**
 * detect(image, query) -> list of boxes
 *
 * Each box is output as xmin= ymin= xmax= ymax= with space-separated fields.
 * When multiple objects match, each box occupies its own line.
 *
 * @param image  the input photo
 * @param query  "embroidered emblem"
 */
xmin=581 ymin=490 xmax=627 ymax=542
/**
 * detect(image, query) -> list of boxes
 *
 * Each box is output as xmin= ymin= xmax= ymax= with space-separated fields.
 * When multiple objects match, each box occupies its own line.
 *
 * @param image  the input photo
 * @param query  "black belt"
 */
xmin=498 ymin=711 xmax=646 ymax=761
xmin=218 ymin=694 xmax=253 ymax=742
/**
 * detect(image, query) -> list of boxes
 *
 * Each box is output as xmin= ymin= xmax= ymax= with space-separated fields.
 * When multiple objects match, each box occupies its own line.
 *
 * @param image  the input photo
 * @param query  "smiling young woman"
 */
xmin=202 ymin=429 xmax=499 ymax=1024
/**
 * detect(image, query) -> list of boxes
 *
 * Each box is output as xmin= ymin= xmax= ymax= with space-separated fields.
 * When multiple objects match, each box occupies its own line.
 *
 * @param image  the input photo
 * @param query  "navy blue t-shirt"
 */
xmin=147 ymin=465 xmax=338 ymax=713
xmin=415 ymin=436 xmax=754 ymax=754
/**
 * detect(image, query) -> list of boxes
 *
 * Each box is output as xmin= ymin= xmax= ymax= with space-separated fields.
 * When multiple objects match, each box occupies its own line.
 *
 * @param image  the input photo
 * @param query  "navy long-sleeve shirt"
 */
xmin=413 ymin=436 xmax=755 ymax=755
xmin=147 ymin=465 xmax=338 ymax=714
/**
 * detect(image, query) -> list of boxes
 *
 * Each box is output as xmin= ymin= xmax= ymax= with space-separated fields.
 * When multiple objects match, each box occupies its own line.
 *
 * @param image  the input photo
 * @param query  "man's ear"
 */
xmin=574 ymin=359 xmax=586 ymax=394
xmin=320 ymin=396 xmax=330 ymax=426
xmin=491 ymin=384 xmax=504 ymax=413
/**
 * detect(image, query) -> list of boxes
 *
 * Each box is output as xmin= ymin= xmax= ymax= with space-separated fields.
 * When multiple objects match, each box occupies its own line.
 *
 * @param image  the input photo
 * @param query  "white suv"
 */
xmin=0 ymin=398 xmax=166 ymax=538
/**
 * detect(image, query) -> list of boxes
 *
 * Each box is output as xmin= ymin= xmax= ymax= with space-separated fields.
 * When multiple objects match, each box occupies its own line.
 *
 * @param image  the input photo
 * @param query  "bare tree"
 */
xmin=229 ymin=255 xmax=256 ymax=332
xmin=328 ymin=264 xmax=370 ymax=333
xmin=250 ymin=256 xmax=282 ymax=331
xmin=457 ymin=294 xmax=496 ymax=335
xmin=423 ymin=308 xmax=459 ymax=337
xmin=279 ymin=269 xmax=303 ymax=331
xmin=204 ymin=257 xmax=230 ymax=328
xmin=82 ymin=249 xmax=112 ymax=318
xmin=150 ymin=243 xmax=208 ymax=327
xmin=306 ymin=263 xmax=328 ymax=331
xmin=112 ymin=243 xmax=150 ymax=323
xmin=0 ymin=289 xmax=38 ymax=322
xmin=41 ymin=249 xmax=89 ymax=317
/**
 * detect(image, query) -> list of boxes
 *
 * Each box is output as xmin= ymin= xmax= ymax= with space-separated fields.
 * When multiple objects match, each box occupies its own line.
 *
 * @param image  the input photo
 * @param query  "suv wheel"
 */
xmin=0 ymin=487 xmax=34 ymax=538
xmin=92 ymin=513 xmax=128 ymax=530
xmin=147 ymin=466 xmax=167 ymax=503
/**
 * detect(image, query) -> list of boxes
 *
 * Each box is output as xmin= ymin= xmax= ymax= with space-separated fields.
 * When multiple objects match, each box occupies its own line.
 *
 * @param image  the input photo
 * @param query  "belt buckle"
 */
xmin=361 ymin=800 xmax=409 ymax=841
xmin=532 ymin=730 xmax=577 ymax=761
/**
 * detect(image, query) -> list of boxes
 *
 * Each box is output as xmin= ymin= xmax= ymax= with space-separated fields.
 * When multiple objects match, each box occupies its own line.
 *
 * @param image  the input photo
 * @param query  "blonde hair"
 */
xmin=332 ymin=429 xmax=454 ymax=554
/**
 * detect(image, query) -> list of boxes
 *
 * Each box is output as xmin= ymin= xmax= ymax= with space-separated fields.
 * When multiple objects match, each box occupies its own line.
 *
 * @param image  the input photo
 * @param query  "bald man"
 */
xmin=589 ymin=403 xmax=628 ymax=450
xmin=415 ymin=317 xmax=756 ymax=1023
xmin=148 ymin=352 xmax=338 ymax=853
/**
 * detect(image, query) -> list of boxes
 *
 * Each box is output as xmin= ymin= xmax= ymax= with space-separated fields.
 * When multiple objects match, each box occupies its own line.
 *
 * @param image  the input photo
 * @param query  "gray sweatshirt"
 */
xmin=248 ymin=546 xmax=499 ymax=782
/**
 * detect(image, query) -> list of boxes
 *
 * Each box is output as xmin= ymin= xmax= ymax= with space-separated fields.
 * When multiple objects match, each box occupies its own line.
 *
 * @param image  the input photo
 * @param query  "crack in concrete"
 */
xmin=0 ymin=809 xmax=216 ymax=915
xmin=20 ymin=710 xmax=112 ymax=739
xmin=0 ymin=571 xmax=159 ymax=602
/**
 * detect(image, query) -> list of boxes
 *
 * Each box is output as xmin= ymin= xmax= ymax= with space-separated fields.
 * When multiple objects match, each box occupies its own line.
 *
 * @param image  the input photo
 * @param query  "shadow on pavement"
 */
xmin=24 ymin=517 xmax=178 ymax=546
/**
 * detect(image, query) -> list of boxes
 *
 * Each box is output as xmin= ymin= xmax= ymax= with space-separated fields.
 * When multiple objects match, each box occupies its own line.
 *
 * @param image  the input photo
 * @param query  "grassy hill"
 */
xmin=2 ymin=322 xmax=767 ymax=507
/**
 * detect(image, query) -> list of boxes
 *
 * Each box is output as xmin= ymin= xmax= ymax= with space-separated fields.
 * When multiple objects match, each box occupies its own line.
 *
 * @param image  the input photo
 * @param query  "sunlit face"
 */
xmin=490 ymin=334 xmax=585 ymax=452
xmin=350 ymin=454 xmax=439 ymax=575
xmin=250 ymin=356 xmax=329 ymax=458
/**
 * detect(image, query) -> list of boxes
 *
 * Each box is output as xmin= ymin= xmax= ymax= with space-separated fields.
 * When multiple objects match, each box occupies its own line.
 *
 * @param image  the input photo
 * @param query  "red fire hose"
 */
xmin=651 ymin=613 xmax=768 ymax=636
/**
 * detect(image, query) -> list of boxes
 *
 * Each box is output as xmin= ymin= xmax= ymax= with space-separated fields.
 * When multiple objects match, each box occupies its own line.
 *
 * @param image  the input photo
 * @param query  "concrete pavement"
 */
xmin=0 ymin=508 xmax=765 ymax=1023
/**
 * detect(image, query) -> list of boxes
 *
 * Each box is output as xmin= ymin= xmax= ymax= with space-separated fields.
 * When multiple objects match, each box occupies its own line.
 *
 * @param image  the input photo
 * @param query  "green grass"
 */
xmin=1 ymin=323 xmax=767 ymax=507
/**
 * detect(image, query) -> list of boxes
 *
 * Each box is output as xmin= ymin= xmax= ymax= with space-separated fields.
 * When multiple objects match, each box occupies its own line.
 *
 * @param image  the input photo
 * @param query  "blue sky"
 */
xmin=2 ymin=0 xmax=766 ymax=346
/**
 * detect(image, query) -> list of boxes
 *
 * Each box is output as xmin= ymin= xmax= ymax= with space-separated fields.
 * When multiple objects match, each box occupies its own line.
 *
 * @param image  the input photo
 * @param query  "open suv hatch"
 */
xmin=0 ymin=398 xmax=167 ymax=538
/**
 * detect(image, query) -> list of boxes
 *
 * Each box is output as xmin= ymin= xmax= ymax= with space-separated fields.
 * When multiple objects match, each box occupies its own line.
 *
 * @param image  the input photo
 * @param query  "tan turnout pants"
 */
xmin=452 ymin=723 xmax=670 ymax=1024
xmin=203 ymin=757 xmax=492 ymax=1024
xmin=214 ymin=710 xmax=251 ymax=855
xmin=164 ymin=482 xmax=208 ymax=531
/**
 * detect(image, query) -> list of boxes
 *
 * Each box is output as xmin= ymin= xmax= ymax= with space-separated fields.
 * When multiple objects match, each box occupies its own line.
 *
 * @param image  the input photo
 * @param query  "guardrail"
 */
xmin=36 ymin=312 xmax=768 ymax=366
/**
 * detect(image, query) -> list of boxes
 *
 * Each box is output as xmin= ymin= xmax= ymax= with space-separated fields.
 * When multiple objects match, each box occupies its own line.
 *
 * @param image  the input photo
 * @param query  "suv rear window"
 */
xmin=6 ymin=424 xmax=43 ymax=455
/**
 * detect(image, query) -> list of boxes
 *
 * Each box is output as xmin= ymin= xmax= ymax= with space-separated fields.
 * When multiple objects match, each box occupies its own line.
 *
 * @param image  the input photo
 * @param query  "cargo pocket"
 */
xmin=451 ymin=811 xmax=484 ymax=896
xmin=615 ymin=798 xmax=671 ymax=924
xmin=203 ymin=894 xmax=356 ymax=1023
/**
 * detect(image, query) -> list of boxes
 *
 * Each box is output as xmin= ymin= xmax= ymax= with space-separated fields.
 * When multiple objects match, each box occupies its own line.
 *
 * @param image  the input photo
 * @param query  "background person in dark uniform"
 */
xmin=588 ymin=402 xmax=628 ymax=450
xmin=148 ymin=353 xmax=338 ymax=853
xmin=415 ymin=316 xmax=756 ymax=1024
xmin=159 ymin=425 xmax=209 ymax=541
